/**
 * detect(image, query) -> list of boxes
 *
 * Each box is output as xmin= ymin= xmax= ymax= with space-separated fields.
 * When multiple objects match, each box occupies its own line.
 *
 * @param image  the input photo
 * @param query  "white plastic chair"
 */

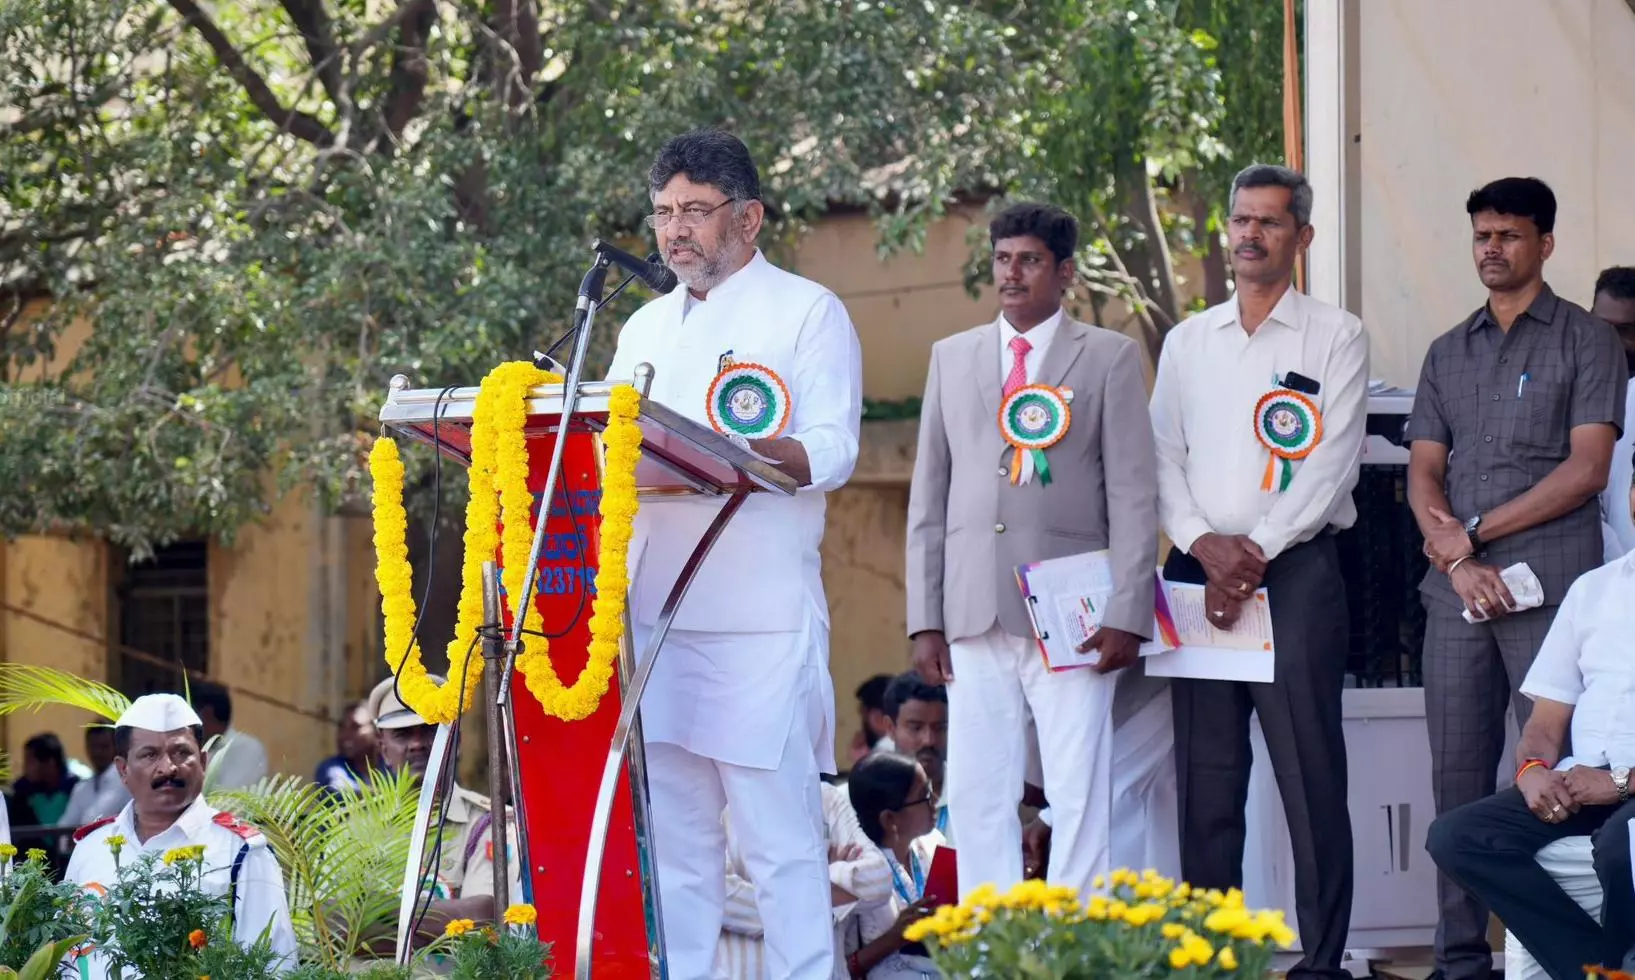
xmin=1504 ymin=836 xmax=1603 ymax=980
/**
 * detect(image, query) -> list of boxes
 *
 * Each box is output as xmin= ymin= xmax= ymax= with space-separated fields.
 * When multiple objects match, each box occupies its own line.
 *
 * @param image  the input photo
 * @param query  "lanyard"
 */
xmin=883 ymin=847 xmax=924 ymax=905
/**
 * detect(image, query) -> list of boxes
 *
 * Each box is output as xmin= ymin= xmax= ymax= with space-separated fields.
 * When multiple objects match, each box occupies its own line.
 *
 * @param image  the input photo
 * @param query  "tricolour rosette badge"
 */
xmin=706 ymin=359 xmax=791 ymax=440
xmin=998 ymin=384 xmax=1072 ymax=486
xmin=1252 ymin=388 xmax=1322 ymax=492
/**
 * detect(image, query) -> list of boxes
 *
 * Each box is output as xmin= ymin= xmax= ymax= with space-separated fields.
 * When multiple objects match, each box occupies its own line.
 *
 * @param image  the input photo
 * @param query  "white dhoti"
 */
xmin=947 ymin=626 xmax=1115 ymax=896
xmin=638 ymin=618 xmax=836 ymax=980
xmin=1108 ymin=689 xmax=1181 ymax=879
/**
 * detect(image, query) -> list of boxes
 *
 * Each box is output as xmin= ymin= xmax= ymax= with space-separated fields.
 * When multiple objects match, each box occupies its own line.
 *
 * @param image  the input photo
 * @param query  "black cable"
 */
xmin=390 ymin=385 xmax=461 ymax=712
xmin=404 ymin=629 xmax=482 ymax=946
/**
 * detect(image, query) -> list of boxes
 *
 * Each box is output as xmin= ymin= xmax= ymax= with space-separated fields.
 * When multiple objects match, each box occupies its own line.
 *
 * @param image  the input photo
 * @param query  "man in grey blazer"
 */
xmin=906 ymin=202 xmax=1163 ymax=896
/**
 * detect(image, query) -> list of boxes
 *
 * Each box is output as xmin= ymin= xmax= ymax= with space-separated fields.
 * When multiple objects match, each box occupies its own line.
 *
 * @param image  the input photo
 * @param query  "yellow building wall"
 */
xmin=0 ymin=537 xmax=110 ymax=767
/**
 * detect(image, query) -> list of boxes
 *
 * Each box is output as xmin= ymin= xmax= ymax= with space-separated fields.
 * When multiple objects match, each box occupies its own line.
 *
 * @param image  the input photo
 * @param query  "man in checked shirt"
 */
xmin=1405 ymin=176 xmax=1627 ymax=980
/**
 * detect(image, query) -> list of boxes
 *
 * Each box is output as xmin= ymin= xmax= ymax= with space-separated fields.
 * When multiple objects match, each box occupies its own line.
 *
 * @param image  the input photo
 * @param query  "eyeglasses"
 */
xmin=896 ymin=792 xmax=936 ymax=812
xmin=644 ymin=199 xmax=735 ymax=230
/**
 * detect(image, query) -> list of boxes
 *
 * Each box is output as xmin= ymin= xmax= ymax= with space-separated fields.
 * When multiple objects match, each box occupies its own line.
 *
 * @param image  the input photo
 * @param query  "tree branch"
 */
xmin=381 ymin=0 xmax=440 ymax=143
xmin=278 ymin=0 xmax=345 ymax=105
xmin=166 ymin=0 xmax=335 ymax=147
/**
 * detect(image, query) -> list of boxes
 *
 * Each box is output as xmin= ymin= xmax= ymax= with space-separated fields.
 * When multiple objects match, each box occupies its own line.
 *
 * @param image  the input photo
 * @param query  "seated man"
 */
xmin=879 ymin=674 xmax=948 ymax=836
xmin=1427 ymin=513 xmax=1635 ymax=978
xmin=66 ymin=694 xmax=297 ymax=978
xmin=360 ymin=675 xmax=522 ymax=951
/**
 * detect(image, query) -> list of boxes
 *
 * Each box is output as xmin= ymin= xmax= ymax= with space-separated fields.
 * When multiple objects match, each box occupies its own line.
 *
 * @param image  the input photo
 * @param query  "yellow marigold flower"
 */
xmin=1122 ymin=903 xmax=1166 ymax=927
xmin=1182 ymin=932 xmax=1215 ymax=965
xmin=163 ymin=845 xmax=206 ymax=865
xmin=1085 ymin=895 xmax=1110 ymax=921
xmin=0 ymin=845 xmax=17 ymax=860
xmin=1092 ymin=874 xmax=1106 ymax=890
xmin=1168 ymin=947 xmax=1191 ymax=969
xmin=1222 ymin=887 xmax=1246 ymax=908
xmin=24 ymin=849 xmax=47 ymax=863
xmin=1162 ymin=923 xmax=1187 ymax=939
xmin=443 ymin=919 xmax=477 ymax=938
xmin=503 ymin=904 xmax=537 ymax=927
xmin=1218 ymin=946 xmax=1239 ymax=970
xmin=1267 ymin=920 xmax=1296 ymax=947
xmin=105 ymin=835 xmax=126 ymax=852
xmin=1204 ymin=907 xmax=1251 ymax=934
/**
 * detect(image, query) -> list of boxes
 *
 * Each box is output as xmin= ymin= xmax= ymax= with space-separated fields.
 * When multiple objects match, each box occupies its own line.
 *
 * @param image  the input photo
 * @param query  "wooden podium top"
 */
xmin=379 ymin=375 xmax=798 ymax=497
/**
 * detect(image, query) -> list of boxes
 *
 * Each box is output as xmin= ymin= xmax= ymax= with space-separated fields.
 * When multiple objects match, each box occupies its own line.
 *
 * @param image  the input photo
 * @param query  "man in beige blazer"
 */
xmin=906 ymin=202 xmax=1163 ymax=897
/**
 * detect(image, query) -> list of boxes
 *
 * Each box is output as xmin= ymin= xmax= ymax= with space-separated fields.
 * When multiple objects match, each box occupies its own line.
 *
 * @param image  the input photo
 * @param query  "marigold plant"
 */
xmin=905 ymin=868 xmax=1292 ymax=979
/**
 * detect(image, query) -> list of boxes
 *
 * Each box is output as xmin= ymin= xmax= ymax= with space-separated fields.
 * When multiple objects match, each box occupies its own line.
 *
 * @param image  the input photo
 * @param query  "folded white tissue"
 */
xmin=1461 ymin=561 xmax=1545 ymax=624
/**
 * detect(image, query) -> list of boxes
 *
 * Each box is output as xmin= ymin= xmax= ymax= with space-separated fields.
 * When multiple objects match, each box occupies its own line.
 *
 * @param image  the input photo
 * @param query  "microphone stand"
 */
xmin=534 ymin=270 xmax=641 ymax=372
xmin=492 ymin=250 xmax=613 ymax=905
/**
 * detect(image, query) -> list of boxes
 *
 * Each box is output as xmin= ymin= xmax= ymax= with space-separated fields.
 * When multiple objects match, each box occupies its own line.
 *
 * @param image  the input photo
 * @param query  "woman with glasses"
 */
xmin=842 ymin=754 xmax=945 ymax=979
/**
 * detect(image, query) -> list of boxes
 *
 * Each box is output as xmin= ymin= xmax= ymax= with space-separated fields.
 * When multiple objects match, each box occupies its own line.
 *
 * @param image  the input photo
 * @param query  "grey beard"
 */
xmin=670 ymin=252 xmax=723 ymax=291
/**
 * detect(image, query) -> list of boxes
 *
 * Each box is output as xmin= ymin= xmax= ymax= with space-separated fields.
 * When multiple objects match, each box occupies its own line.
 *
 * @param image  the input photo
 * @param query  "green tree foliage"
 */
xmin=0 ymin=0 xmax=1287 ymax=551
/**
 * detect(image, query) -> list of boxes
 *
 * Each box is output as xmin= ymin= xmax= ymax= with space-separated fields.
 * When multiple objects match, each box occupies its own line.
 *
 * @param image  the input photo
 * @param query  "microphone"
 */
xmin=534 ymin=251 xmax=664 ymax=372
xmin=592 ymin=238 xmax=678 ymax=294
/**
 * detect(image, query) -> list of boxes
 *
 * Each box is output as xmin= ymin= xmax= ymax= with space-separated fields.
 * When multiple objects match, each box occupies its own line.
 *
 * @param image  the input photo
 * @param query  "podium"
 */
xmin=378 ymin=365 xmax=797 ymax=978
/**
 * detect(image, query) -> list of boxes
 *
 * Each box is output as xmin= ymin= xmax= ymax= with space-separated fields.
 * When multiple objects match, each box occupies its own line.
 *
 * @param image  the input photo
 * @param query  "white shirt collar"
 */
xmin=1212 ymin=286 xmax=1305 ymax=331
xmin=118 ymin=793 xmax=214 ymax=847
xmin=999 ymin=307 xmax=1065 ymax=353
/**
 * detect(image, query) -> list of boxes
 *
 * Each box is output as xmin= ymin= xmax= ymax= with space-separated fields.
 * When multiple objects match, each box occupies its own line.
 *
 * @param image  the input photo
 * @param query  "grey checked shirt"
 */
xmin=1405 ymin=284 xmax=1626 ymax=608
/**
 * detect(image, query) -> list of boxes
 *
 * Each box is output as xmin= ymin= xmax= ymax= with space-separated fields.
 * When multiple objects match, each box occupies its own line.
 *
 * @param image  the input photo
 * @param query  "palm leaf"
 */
xmin=0 ymin=665 xmax=128 ymax=721
xmin=211 ymin=769 xmax=434 ymax=970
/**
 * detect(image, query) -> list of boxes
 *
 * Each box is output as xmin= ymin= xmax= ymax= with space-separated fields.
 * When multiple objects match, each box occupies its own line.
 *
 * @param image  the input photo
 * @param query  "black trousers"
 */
xmin=1427 ymin=785 xmax=1635 ymax=979
xmin=1167 ymin=536 xmax=1354 ymax=980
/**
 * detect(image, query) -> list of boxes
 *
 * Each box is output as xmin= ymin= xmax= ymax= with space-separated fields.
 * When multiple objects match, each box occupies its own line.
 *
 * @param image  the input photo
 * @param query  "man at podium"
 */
xmin=605 ymin=129 xmax=863 ymax=979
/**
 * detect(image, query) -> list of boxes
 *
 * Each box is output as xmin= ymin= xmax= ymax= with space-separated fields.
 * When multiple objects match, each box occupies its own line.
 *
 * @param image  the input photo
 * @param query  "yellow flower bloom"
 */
xmin=162 ymin=845 xmax=206 ymax=865
xmin=503 ymin=904 xmax=537 ymax=927
xmin=1168 ymin=948 xmax=1191 ymax=969
xmin=1182 ymin=933 xmax=1215 ymax=966
xmin=106 ymin=834 xmax=126 ymax=851
xmin=1218 ymin=947 xmax=1239 ymax=970
xmin=443 ymin=919 xmax=477 ymax=938
xmin=1162 ymin=923 xmax=1187 ymax=939
xmin=1204 ymin=907 xmax=1251 ymax=934
xmin=1092 ymin=874 xmax=1106 ymax=890
xmin=24 ymin=849 xmax=47 ymax=863
xmin=371 ymin=365 xmax=644 ymax=724
xmin=0 ymin=845 xmax=16 ymax=860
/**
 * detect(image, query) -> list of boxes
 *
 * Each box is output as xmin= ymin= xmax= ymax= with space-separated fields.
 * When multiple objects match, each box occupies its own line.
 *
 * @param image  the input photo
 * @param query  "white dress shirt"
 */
xmin=61 ymin=766 xmax=132 ymax=828
xmin=607 ymin=250 xmax=862 ymax=771
xmin=1599 ymin=381 xmax=1635 ymax=561
xmin=67 ymin=796 xmax=297 ymax=977
xmin=1150 ymin=287 xmax=1370 ymax=559
xmin=716 ymin=782 xmax=892 ymax=980
xmin=997 ymin=309 xmax=1063 ymax=386
xmin=1519 ymin=550 xmax=1635 ymax=769
xmin=207 ymin=728 xmax=269 ymax=790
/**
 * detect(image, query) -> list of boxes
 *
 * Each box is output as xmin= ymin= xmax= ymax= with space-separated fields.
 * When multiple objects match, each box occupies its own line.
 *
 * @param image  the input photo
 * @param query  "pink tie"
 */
xmin=1004 ymin=335 xmax=1032 ymax=397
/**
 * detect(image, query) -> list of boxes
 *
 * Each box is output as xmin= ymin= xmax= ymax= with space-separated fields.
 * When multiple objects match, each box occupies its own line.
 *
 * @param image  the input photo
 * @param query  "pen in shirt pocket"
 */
xmin=1516 ymin=373 xmax=1528 ymax=398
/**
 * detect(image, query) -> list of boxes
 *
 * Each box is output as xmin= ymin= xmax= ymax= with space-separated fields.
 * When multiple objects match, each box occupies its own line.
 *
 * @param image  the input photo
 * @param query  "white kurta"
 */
xmin=1599 ymin=380 xmax=1635 ymax=560
xmin=66 ymin=796 xmax=297 ymax=978
xmin=208 ymin=728 xmax=270 ymax=790
xmin=605 ymin=249 xmax=863 ymax=772
xmin=607 ymin=250 xmax=862 ymax=980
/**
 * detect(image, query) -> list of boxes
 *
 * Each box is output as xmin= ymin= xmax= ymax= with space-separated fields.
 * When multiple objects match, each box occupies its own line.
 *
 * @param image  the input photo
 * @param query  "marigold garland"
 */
xmin=369 ymin=361 xmax=644 ymax=724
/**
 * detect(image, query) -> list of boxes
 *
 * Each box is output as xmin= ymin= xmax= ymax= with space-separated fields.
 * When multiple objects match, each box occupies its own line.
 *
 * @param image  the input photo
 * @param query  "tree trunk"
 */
xmin=1112 ymin=157 xmax=1182 ymax=334
xmin=1191 ymin=193 xmax=1230 ymax=307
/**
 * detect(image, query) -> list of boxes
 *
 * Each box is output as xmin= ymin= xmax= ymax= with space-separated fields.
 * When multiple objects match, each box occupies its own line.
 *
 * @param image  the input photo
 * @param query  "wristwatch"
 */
xmin=1463 ymin=514 xmax=1484 ymax=551
xmin=1613 ymin=766 xmax=1630 ymax=803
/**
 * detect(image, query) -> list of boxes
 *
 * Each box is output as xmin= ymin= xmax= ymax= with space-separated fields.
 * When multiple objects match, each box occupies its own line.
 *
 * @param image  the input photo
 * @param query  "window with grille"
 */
xmin=111 ymin=541 xmax=210 ymax=697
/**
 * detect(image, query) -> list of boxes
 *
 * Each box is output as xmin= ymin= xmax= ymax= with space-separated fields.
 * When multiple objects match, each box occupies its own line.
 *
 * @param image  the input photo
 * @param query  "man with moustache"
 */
xmin=1150 ymin=164 xmax=1367 ymax=979
xmin=880 ymin=673 xmax=949 ymax=821
xmin=1594 ymin=266 xmax=1635 ymax=559
xmin=66 ymin=694 xmax=297 ymax=977
xmin=907 ymin=201 xmax=1162 ymax=899
xmin=1406 ymin=177 xmax=1625 ymax=980
xmin=604 ymin=129 xmax=863 ymax=980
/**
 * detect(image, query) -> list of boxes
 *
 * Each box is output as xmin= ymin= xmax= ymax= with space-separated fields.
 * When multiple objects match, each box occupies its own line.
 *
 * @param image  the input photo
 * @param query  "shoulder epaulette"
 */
xmin=72 ymin=816 xmax=116 ymax=843
xmin=212 ymin=811 xmax=262 ymax=841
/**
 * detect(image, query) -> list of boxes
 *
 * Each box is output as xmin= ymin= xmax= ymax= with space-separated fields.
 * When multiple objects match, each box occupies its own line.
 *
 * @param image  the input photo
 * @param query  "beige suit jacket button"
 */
xmin=997 ymin=465 xmax=1008 ymax=477
xmin=994 ymin=523 xmax=1006 ymax=533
